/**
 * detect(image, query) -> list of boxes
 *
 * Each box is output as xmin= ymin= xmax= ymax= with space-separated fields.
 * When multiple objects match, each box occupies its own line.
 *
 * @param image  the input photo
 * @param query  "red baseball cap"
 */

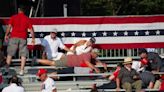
xmin=37 ymin=68 xmax=47 ymax=76
xmin=140 ymin=58 xmax=148 ymax=65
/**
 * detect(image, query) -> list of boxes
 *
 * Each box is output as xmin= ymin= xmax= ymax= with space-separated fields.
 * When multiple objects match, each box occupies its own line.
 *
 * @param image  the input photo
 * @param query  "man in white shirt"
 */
xmin=37 ymin=68 xmax=57 ymax=92
xmin=67 ymin=37 xmax=96 ymax=55
xmin=2 ymin=75 xmax=24 ymax=92
xmin=66 ymin=37 xmax=96 ymax=74
xmin=132 ymin=58 xmax=148 ymax=72
xmin=41 ymin=29 xmax=73 ymax=61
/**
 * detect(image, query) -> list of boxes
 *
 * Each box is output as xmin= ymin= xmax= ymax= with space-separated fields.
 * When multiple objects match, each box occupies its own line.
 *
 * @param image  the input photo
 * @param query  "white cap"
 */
xmin=52 ymin=28 xmax=57 ymax=33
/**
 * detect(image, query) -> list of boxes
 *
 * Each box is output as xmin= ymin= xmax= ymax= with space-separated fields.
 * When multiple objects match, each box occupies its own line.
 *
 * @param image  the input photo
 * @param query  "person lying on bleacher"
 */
xmin=116 ymin=57 xmax=142 ymax=92
xmin=32 ymin=49 xmax=106 ymax=73
xmin=67 ymin=37 xmax=96 ymax=55
xmin=41 ymin=29 xmax=74 ymax=61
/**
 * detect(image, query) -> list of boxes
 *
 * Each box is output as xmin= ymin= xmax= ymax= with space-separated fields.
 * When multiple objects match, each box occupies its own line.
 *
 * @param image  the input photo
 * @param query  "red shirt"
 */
xmin=66 ymin=53 xmax=92 ymax=67
xmin=9 ymin=12 xmax=32 ymax=39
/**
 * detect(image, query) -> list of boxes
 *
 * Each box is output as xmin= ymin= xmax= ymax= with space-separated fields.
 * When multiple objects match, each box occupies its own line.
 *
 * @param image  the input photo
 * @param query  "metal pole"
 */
xmin=34 ymin=0 xmax=41 ymax=17
xmin=40 ymin=0 xmax=44 ymax=17
xmin=63 ymin=3 xmax=67 ymax=17
xmin=29 ymin=6 xmax=34 ymax=18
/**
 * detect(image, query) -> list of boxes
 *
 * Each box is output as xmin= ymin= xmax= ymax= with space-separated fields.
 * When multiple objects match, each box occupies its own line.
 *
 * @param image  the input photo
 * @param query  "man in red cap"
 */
xmin=37 ymin=69 xmax=56 ymax=92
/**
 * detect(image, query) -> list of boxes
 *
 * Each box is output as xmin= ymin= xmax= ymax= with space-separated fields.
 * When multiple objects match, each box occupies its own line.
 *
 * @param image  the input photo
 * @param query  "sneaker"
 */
xmin=31 ymin=57 xmax=38 ymax=66
xmin=19 ymin=70 xmax=24 ymax=76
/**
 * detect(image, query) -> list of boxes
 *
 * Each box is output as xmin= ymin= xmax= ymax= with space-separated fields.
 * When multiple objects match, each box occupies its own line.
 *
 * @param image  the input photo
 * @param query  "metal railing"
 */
xmin=12 ymin=48 xmax=164 ymax=62
xmin=99 ymin=48 xmax=164 ymax=60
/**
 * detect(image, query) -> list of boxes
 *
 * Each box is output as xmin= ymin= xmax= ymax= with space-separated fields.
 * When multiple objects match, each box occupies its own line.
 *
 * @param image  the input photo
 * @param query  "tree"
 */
xmin=81 ymin=0 xmax=164 ymax=16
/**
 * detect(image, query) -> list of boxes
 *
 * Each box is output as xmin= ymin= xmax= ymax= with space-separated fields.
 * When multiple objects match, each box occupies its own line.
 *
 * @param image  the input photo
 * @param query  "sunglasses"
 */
xmin=129 ymin=63 xmax=132 ymax=65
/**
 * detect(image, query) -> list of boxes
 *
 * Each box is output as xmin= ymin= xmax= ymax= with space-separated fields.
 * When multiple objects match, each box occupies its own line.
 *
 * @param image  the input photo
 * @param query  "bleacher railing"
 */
xmin=12 ymin=48 xmax=164 ymax=62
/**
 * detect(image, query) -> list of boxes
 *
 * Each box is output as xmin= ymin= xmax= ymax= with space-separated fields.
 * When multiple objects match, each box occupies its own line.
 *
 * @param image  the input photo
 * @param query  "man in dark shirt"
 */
xmin=116 ymin=57 xmax=142 ymax=92
xmin=138 ymin=48 xmax=164 ymax=72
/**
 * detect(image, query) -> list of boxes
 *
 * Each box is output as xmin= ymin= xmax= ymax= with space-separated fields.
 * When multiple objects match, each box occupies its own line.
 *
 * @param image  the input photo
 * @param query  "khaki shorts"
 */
xmin=55 ymin=55 xmax=67 ymax=67
xmin=7 ymin=38 xmax=28 ymax=57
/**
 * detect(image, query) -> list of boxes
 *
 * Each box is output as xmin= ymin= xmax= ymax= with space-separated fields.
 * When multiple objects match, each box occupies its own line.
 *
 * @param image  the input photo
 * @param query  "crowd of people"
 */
xmin=0 ymin=6 xmax=164 ymax=92
xmin=94 ymin=49 xmax=164 ymax=92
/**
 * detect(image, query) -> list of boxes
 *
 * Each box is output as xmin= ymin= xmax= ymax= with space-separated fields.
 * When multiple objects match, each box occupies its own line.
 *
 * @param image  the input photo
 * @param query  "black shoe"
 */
xmin=31 ymin=57 xmax=38 ymax=66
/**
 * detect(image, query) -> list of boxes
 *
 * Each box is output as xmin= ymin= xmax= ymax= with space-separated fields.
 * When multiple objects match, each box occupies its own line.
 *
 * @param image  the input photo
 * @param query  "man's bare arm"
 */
xmin=116 ymin=78 xmax=121 ymax=92
xmin=4 ymin=24 xmax=12 ymax=42
xmin=29 ymin=27 xmax=35 ymax=45
xmin=52 ymin=88 xmax=57 ymax=92
xmin=95 ymin=59 xmax=108 ymax=71
xmin=85 ymin=60 xmax=100 ymax=73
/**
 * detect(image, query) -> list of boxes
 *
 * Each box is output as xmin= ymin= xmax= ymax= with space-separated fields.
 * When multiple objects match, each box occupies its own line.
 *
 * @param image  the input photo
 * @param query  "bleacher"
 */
xmin=1 ymin=48 xmax=164 ymax=92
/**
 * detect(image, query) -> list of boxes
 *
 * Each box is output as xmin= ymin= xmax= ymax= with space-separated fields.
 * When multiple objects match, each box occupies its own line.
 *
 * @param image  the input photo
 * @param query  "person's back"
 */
xmin=147 ymin=52 xmax=164 ymax=71
xmin=2 ymin=83 xmax=24 ymax=92
xmin=139 ymin=71 xmax=155 ymax=88
xmin=4 ymin=6 xmax=35 ymax=76
xmin=9 ymin=12 xmax=31 ymax=39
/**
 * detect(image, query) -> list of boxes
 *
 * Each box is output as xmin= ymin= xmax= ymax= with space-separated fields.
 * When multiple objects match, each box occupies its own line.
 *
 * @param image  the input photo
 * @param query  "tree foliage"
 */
xmin=81 ymin=0 xmax=164 ymax=16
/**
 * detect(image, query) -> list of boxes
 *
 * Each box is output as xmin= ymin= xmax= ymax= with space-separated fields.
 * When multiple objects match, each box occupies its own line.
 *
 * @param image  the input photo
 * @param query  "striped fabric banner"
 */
xmin=0 ymin=15 xmax=164 ymax=49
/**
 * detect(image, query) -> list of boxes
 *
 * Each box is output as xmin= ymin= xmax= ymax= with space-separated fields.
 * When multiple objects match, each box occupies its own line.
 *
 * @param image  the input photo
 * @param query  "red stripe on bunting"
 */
xmin=1 ymin=15 xmax=164 ymax=25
